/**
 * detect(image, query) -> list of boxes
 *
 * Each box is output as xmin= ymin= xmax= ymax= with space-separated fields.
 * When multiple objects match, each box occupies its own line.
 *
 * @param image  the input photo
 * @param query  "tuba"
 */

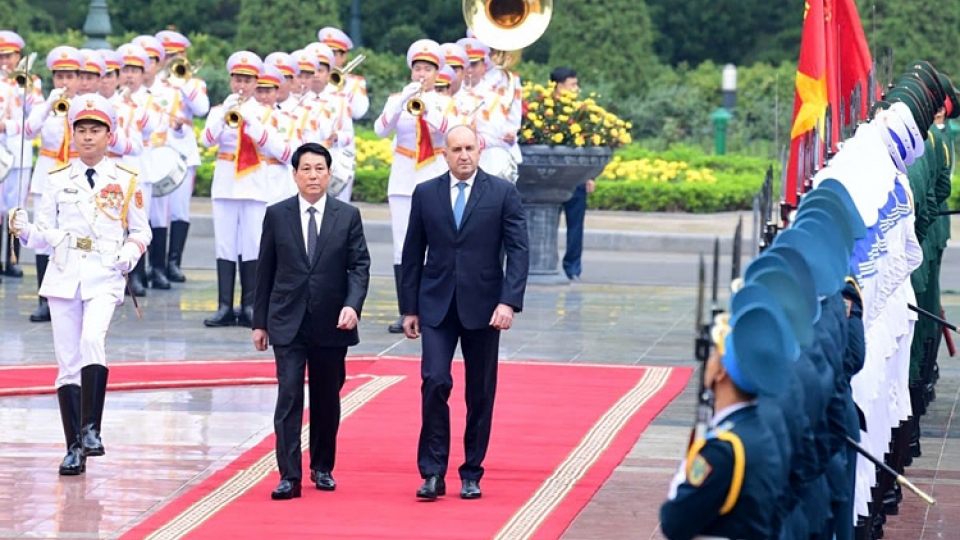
xmin=163 ymin=57 xmax=203 ymax=84
xmin=463 ymin=0 xmax=553 ymax=107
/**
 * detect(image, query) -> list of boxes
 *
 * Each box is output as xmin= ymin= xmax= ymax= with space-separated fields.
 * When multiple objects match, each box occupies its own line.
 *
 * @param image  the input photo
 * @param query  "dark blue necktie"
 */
xmin=453 ymin=182 xmax=467 ymax=228
xmin=307 ymin=207 xmax=318 ymax=261
xmin=85 ymin=168 xmax=96 ymax=188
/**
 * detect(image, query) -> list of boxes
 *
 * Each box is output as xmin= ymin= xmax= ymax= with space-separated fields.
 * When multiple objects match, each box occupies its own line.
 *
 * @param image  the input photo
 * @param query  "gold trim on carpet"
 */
xmin=143 ymin=375 xmax=404 ymax=540
xmin=494 ymin=366 xmax=674 ymax=540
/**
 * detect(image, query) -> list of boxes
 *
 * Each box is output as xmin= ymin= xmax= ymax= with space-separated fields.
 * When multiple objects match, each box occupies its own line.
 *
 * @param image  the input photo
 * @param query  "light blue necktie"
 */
xmin=453 ymin=181 xmax=467 ymax=229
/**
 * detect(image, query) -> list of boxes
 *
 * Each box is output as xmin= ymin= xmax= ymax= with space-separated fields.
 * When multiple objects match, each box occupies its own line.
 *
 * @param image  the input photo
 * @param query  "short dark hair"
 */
xmin=550 ymin=67 xmax=577 ymax=84
xmin=292 ymin=142 xmax=332 ymax=169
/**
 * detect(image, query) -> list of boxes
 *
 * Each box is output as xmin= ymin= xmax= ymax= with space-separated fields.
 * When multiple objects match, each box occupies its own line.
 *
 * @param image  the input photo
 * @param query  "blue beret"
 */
xmin=723 ymin=303 xmax=792 ymax=396
xmin=813 ymin=179 xmax=867 ymax=239
xmin=746 ymin=268 xmax=816 ymax=349
xmin=798 ymin=194 xmax=856 ymax=252
xmin=773 ymin=227 xmax=842 ymax=297
xmin=791 ymin=214 xmax=849 ymax=293
xmin=764 ymin=244 xmax=822 ymax=323
xmin=793 ymin=207 xmax=853 ymax=260
xmin=730 ymin=283 xmax=800 ymax=361
xmin=743 ymin=252 xmax=792 ymax=282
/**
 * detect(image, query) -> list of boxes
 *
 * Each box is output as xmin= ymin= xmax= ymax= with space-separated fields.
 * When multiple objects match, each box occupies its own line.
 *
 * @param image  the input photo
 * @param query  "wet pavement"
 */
xmin=1 ymin=252 xmax=957 ymax=539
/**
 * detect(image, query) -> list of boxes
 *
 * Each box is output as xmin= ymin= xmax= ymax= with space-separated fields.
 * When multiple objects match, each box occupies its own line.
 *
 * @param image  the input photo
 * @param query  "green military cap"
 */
xmin=937 ymin=72 xmax=960 ymax=119
xmin=894 ymin=81 xmax=936 ymax=127
xmin=886 ymin=87 xmax=932 ymax=136
xmin=906 ymin=60 xmax=946 ymax=105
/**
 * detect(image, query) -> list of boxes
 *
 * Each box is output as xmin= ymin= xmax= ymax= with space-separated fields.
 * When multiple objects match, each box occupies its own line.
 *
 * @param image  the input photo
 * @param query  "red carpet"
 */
xmin=0 ymin=358 xmax=373 ymax=396
xmin=113 ymin=358 xmax=690 ymax=540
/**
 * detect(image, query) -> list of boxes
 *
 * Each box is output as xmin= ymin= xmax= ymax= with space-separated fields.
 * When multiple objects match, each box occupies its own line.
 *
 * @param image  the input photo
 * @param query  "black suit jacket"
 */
xmin=254 ymin=195 xmax=371 ymax=347
xmin=400 ymin=169 xmax=529 ymax=330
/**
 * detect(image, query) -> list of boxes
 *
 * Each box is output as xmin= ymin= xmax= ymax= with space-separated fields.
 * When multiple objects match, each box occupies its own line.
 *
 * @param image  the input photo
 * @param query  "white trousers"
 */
xmin=388 ymin=194 xmax=411 ymax=265
xmin=48 ymin=291 xmax=117 ymax=388
xmin=29 ymin=193 xmax=51 ymax=256
xmin=1 ymin=167 xmax=31 ymax=214
xmin=150 ymin=188 xmax=170 ymax=228
xmin=168 ymin=166 xmax=196 ymax=223
xmin=212 ymin=198 xmax=265 ymax=261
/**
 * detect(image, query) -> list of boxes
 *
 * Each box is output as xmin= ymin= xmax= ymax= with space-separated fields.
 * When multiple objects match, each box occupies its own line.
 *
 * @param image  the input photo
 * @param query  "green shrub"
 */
xmin=352 ymin=168 xmax=390 ymax=203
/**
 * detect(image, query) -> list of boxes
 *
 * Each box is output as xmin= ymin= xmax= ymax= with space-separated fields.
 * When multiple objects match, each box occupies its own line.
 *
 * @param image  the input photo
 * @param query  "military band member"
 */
xmin=456 ymin=38 xmax=521 ymax=159
xmin=660 ymin=302 xmax=792 ymax=540
xmin=24 ymin=46 xmax=84 ymax=322
xmin=436 ymin=65 xmax=454 ymax=95
xmin=156 ymin=30 xmax=210 ymax=284
xmin=440 ymin=42 xmax=468 ymax=96
xmin=9 ymin=93 xmax=151 ymax=476
xmin=253 ymin=62 xmax=299 ymax=205
xmin=375 ymin=39 xmax=455 ymax=333
xmin=0 ymin=30 xmax=41 ymax=278
xmin=116 ymin=43 xmax=159 ymax=296
xmin=266 ymin=52 xmax=300 ymax=113
xmin=301 ymin=43 xmax=354 ymax=203
xmin=317 ymin=26 xmax=369 ymax=120
xmin=201 ymin=51 xmax=287 ymax=328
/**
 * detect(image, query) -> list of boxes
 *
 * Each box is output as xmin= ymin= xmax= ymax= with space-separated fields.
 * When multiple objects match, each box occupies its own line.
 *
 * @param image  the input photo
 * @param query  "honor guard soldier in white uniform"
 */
xmin=24 ymin=46 xmax=84 ymax=322
xmin=266 ymin=52 xmax=300 ymax=113
xmin=436 ymin=66 xmax=455 ymax=96
xmin=76 ymin=49 xmax=104 ymax=96
xmin=202 ymin=51 xmax=286 ymax=328
xmin=317 ymin=26 xmax=369 ymax=120
xmin=155 ymin=30 xmax=209 ymax=284
xmin=99 ymin=49 xmax=144 ymax=159
xmin=375 ymin=39 xmax=456 ymax=333
xmin=253 ymin=62 xmax=298 ymax=205
xmin=303 ymin=43 xmax=354 ymax=203
xmin=9 ymin=93 xmax=151 ymax=476
xmin=115 ymin=43 xmax=159 ymax=296
xmin=1 ymin=31 xmax=42 ymax=279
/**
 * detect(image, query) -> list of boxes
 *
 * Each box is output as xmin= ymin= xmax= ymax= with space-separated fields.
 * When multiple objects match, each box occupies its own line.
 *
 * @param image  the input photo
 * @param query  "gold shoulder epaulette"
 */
xmin=48 ymin=163 xmax=71 ymax=174
xmin=116 ymin=163 xmax=139 ymax=176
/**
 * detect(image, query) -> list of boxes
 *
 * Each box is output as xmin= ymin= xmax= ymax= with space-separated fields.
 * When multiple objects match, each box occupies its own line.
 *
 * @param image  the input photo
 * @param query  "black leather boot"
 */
xmin=167 ymin=220 xmax=189 ymax=282
xmin=57 ymin=384 xmax=86 ymax=475
xmin=149 ymin=227 xmax=171 ymax=289
xmin=388 ymin=264 xmax=404 ymax=333
xmin=3 ymin=220 xmax=23 ymax=277
xmin=204 ymin=259 xmax=237 ymax=327
xmin=126 ymin=259 xmax=147 ymax=297
xmin=80 ymin=365 xmax=109 ymax=457
xmin=30 ymin=255 xmax=51 ymax=322
xmin=237 ymin=260 xmax=257 ymax=328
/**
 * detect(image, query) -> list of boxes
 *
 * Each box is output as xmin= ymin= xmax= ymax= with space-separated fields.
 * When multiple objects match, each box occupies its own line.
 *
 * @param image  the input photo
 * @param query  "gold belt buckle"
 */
xmin=76 ymin=237 xmax=93 ymax=251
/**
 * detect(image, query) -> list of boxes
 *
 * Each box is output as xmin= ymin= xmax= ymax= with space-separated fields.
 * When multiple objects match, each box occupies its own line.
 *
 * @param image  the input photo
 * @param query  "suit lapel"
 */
xmin=458 ymin=171 xmax=487 ymax=232
xmin=286 ymin=198 xmax=309 ymax=265
xmin=309 ymin=197 xmax=339 ymax=271
xmin=69 ymin=165 xmax=92 ymax=193
xmin=436 ymin=172 xmax=457 ymax=231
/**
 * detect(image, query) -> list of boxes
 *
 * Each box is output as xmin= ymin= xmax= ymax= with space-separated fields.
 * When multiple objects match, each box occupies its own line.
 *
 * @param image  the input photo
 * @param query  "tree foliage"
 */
xmin=858 ymin=0 xmax=960 ymax=81
xmin=235 ymin=0 xmax=340 ymax=56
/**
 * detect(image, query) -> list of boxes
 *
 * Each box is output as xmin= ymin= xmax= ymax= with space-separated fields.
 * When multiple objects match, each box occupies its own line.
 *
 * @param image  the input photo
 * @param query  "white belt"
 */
xmin=66 ymin=236 xmax=119 ymax=253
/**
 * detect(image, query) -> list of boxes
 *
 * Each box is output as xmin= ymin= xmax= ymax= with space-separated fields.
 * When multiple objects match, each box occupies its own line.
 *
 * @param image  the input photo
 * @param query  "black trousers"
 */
xmin=418 ymin=295 xmax=500 ymax=481
xmin=273 ymin=313 xmax=347 ymax=483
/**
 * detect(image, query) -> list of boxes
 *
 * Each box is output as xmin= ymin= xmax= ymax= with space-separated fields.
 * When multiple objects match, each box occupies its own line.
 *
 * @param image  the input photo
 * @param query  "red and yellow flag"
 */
xmin=414 ymin=115 xmax=437 ymax=170
xmin=235 ymin=123 xmax=261 ymax=179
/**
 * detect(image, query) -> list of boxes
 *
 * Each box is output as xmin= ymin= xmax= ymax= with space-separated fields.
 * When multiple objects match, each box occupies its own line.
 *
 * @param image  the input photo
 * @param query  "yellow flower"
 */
xmin=552 ymin=133 xmax=564 ymax=143
xmin=544 ymin=98 xmax=555 ymax=108
xmin=574 ymin=135 xmax=586 ymax=146
xmin=591 ymin=134 xmax=602 ymax=145
xmin=557 ymin=114 xmax=569 ymax=122
xmin=528 ymin=102 xmax=539 ymax=111
xmin=562 ymin=105 xmax=574 ymax=114
xmin=522 ymin=129 xmax=534 ymax=139
xmin=534 ymin=119 xmax=543 ymax=128
xmin=570 ymin=124 xmax=582 ymax=134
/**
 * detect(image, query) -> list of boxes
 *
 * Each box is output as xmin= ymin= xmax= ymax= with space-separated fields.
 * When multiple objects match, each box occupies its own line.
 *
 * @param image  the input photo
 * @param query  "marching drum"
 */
xmin=479 ymin=146 xmax=518 ymax=183
xmin=328 ymin=147 xmax=356 ymax=197
xmin=149 ymin=146 xmax=189 ymax=197
xmin=0 ymin=145 xmax=14 ymax=184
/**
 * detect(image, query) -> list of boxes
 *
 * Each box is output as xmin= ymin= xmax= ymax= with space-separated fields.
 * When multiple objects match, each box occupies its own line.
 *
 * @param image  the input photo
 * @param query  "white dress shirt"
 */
xmin=450 ymin=170 xmax=477 ymax=211
xmin=298 ymin=193 xmax=327 ymax=254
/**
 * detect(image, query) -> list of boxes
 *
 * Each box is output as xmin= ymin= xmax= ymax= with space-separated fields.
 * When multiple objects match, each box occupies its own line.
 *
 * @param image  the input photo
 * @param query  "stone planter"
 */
xmin=515 ymin=145 xmax=613 ymax=282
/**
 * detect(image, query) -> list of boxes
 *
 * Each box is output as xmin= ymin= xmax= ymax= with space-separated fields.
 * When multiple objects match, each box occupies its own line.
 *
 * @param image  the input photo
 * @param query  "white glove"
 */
xmin=46 ymin=88 xmax=66 ymax=105
xmin=400 ymin=82 xmax=422 ymax=102
xmin=113 ymin=242 xmax=141 ymax=274
xmin=9 ymin=207 xmax=30 ymax=235
xmin=222 ymin=93 xmax=241 ymax=111
xmin=242 ymin=115 xmax=266 ymax=143
xmin=179 ymin=78 xmax=200 ymax=98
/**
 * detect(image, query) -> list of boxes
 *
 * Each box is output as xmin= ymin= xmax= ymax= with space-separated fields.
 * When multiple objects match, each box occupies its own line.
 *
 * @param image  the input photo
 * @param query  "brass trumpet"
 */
xmin=52 ymin=94 xmax=70 ymax=116
xmin=224 ymin=90 xmax=245 ymax=129
xmin=330 ymin=54 xmax=366 ymax=90
xmin=163 ymin=57 xmax=203 ymax=83
xmin=404 ymin=79 xmax=425 ymax=116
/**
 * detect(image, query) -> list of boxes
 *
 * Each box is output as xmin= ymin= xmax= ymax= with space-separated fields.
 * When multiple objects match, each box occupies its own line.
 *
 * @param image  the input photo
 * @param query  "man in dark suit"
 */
xmin=252 ymin=142 xmax=371 ymax=501
xmin=401 ymin=125 xmax=529 ymax=501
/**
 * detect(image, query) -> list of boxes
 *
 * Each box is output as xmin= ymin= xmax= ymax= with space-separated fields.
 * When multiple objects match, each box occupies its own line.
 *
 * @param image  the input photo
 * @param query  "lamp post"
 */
xmin=711 ymin=64 xmax=736 ymax=155
xmin=350 ymin=0 xmax=363 ymax=49
xmin=82 ymin=0 xmax=113 ymax=50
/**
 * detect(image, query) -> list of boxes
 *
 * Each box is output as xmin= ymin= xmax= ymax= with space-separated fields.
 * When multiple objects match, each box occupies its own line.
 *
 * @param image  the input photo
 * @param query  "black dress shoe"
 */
xmin=416 ymin=475 xmax=446 ymax=500
xmin=461 ymin=479 xmax=482 ymax=499
xmin=30 ymin=298 xmax=51 ymax=322
xmin=388 ymin=315 xmax=404 ymax=334
xmin=58 ymin=444 xmax=86 ymax=476
xmin=271 ymin=479 xmax=302 ymax=500
xmin=310 ymin=470 xmax=336 ymax=491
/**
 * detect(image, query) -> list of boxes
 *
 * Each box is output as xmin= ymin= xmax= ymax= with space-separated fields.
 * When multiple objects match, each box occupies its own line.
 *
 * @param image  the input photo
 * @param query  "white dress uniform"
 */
xmin=157 ymin=30 xmax=211 ymax=224
xmin=15 ymin=95 xmax=150 ymax=386
xmin=318 ymin=27 xmax=370 ymax=120
xmin=457 ymin=38 xmax=523 ymax=165
xmin=375 ymin=40 xmax=457 ymax=265
xmin=0 ymin=31 xmax=42 ymax=216
xmin=255 ymin=63 xmax=298 ymax=206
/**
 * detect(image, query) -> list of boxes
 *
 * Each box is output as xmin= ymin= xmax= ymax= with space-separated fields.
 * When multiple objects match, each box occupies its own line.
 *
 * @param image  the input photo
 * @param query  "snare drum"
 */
xmin=149 ymin=146 xmax=189 ymax=197
xmin=0 ymin=145 xmax=14 ymax=185
xmin=328 ymin=147 xmax=356 ymax=197
xmin=479 ymin=146 xmax=518 ymax=183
